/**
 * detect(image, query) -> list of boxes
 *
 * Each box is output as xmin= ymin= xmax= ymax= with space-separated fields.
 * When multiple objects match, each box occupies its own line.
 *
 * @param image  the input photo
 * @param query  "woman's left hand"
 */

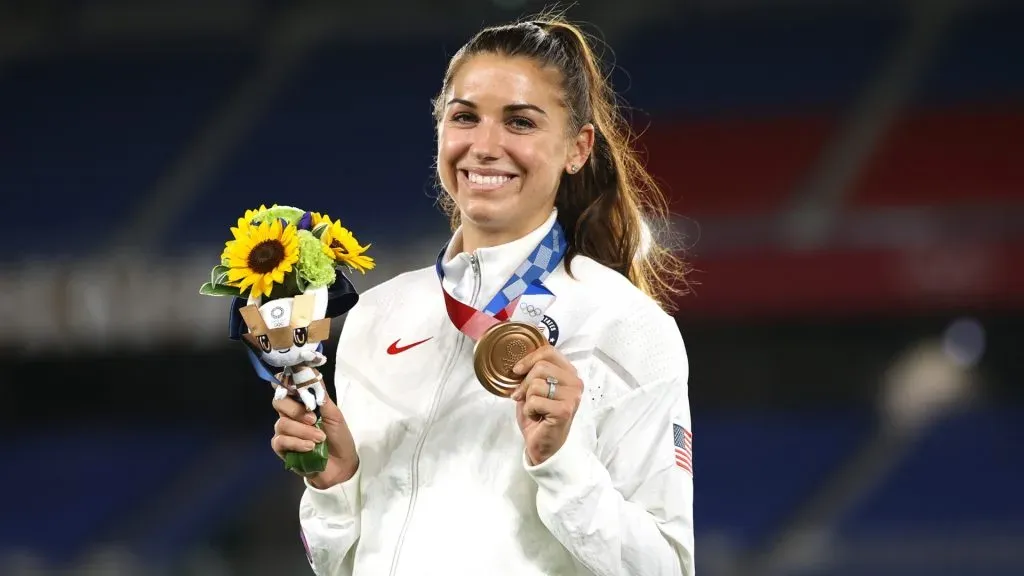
xmin=510 ymin=345 xmax=584 ymax=466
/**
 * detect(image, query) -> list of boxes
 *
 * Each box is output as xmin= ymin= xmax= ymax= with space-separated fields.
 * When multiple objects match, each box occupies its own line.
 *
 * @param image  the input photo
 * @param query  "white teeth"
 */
xmin=467 ymin=172 xmax=512 ymax=186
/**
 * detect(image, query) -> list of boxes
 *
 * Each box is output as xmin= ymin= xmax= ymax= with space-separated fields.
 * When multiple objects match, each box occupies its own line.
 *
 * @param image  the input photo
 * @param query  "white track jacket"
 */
xmin=298 ymin=210 xmax=695 ymax=575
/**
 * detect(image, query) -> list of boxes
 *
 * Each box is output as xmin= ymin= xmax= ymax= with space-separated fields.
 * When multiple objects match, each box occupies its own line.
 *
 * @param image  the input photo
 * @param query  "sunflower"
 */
xmin=224 ymin=218 xmax=300 ymax=298
xmin=235 ymin=205 xmax=269 ymax=233
xmin=221 ymin=205 xmax=270 ymax=263
xmin=321 ymin=219 xmax=375 ymax=273
xmin=309 ymin=211 xmax=332 ymax=229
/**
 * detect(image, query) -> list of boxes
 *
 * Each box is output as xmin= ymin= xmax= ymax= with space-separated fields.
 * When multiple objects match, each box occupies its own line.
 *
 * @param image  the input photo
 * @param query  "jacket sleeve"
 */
xmin=524 ymin=306 xmax=695 ymax=576
xmin=299 ymin=468 xmax=362 ymax=575
xmin=297 ymin=310 xmax=368 ymax=575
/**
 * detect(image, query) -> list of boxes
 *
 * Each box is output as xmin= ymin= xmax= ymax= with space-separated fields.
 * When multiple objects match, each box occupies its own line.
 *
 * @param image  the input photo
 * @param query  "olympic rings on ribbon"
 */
xmin=519 ymin=302 xmax=542 ymax=317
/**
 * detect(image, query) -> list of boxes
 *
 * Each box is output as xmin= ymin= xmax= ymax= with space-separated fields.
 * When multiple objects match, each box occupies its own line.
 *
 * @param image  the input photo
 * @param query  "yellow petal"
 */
xmin=236 ymin=275 xmax=255 ymax=291
xmin=227 ymin=268 xmax=250 ymax=282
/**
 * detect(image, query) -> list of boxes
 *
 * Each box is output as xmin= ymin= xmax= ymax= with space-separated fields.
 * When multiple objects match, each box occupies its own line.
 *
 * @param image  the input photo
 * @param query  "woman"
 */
xmin=271 ymin=16 xmax=695 ymax=576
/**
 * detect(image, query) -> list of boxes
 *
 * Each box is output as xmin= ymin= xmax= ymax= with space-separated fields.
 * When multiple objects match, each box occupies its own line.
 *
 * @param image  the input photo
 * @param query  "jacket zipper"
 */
xmin=388 ymin=253 xmax=481 ymax=576
xmin=469 ymin=254 xmax=482 ymax=303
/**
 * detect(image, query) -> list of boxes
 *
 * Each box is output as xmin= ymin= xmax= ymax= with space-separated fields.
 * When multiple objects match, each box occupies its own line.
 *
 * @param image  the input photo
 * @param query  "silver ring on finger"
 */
xmin=546 ymin=375 xmax=558 ymax=400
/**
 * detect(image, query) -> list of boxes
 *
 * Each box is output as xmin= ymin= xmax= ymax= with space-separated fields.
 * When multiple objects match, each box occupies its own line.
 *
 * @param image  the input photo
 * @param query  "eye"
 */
xmin=451 ymin=111 xmax=477 ymax=124
xmin=258 ymin=334 xmax=272 ymax=352
xmin=507 ymin=116 xmax=536 ymax=131
xmin=293 ymin=327 xmax=308 ymax=346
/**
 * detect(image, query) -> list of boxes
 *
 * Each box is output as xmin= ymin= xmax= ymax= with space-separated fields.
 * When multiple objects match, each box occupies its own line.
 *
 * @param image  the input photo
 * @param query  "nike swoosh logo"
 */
xmin=387 ymin=337 xmax=432 ymax=355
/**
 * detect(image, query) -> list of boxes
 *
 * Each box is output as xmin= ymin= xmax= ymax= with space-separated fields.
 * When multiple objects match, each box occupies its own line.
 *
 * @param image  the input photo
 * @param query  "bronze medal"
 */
xmin=473 ymin=321 xmax=546 ymax=397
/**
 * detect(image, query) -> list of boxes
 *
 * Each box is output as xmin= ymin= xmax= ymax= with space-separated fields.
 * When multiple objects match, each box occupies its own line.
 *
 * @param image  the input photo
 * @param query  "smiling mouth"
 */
xmin=461 ymin=170 xmax=516 ymax=190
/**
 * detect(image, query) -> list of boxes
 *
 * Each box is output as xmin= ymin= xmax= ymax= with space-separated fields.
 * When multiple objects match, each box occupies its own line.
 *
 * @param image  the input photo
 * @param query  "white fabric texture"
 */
xmin=298 ymin=210 xmax=695 ymax=576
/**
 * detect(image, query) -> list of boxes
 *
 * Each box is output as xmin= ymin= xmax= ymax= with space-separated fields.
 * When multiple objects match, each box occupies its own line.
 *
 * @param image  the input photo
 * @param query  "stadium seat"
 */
xmin=129 ymin=438 xmax=282 ymax=561
xmin=849 ymin=109 xmax=1024 ymax=207
xmin=838 ymin=408 xmax=1024 ymax=537
xmin=613 ymin=8 xmax=905 ymax=118
xmin=171 ymin=38 xmax=455 ymax=251
xmin=639 ymin=116 xmax=836 ymax=216
xmin=0 ymin=429 xmax=203 ymax=562
xmin=694 ymin=410 xmax=870 ymax=549
xmin=0 ymin=48 xmax=253 ymax=259
xmin=915 ymin=2 xmax=1024 ymax=107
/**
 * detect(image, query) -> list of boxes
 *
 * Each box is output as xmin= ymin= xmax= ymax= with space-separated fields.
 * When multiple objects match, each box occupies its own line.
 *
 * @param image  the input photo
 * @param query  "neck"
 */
xmin=459 ymin=211 xmax=553 ymax=255
xmin=461 ymin=229 xmax=519 ymax=255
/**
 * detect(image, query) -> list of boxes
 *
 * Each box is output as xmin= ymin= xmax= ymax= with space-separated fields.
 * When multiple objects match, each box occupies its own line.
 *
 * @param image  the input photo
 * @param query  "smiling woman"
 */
xmin=270 ymin=13 xmax=696 ymax=576
xmin=433 ymin=21 xmax=689 ymax=303
xmin=435 ymin=52 xmax=587 ymax=251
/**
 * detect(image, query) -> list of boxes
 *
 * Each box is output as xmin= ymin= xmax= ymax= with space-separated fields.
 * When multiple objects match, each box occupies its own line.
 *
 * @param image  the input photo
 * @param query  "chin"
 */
xmin=460 ymin=201 xmax=513 ymax=230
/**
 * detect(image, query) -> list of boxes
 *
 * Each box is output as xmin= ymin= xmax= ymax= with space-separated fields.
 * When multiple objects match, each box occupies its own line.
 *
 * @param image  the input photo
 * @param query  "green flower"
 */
xmin=294 ymin=229 xmax=337 ymax=289
xmin=252 ymin=205 xmax=305 ymax=226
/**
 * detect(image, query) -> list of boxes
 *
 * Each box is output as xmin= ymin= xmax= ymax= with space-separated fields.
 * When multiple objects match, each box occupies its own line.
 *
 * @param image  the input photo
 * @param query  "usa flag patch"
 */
xmin=673 ymin=423 xmax=693 ymax=475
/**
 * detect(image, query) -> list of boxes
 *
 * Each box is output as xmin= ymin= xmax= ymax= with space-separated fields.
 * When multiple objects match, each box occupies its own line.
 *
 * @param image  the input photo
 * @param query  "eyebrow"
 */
xmin=447 ymin=98 xmax=547 ymax=116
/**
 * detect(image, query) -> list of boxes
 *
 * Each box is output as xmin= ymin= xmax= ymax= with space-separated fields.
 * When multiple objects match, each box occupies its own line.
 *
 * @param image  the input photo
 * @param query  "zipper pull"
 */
xmin=470 ymin=254 xmax=481 ymax=276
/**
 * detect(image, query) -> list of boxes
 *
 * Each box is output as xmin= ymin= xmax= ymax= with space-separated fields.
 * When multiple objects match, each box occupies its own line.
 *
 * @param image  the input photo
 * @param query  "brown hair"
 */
xmin=433 ymin=13 xmax=691 ymax=310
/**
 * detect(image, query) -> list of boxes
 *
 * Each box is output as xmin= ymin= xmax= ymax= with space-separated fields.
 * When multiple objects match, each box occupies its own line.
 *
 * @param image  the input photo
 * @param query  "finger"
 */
xmin=513 ymin=345 xmax=573 ymax=376
xmin=271 ymin=434 xmax=317 ymax=458
xmin=318 ymin=390 xmax=343 ymax=424
xmin=511 ymin=345 xmax=553 ymax=375
xmin=272 ymin=395 xmax=317 ymax=424
xmin=274 ymin=417 xmax=327 ymax=443
xmin=528 ymin=359 xmax=580 ymax=388
xmin=523 ymin=395 xmax=571 ymax=422
xmin=514 ymin=359 xmax=581 ymax=400
xmin=511 ymin=360 xmax=557 ymax=400
xmin=524 ymin=376 xmax=579 ymax=403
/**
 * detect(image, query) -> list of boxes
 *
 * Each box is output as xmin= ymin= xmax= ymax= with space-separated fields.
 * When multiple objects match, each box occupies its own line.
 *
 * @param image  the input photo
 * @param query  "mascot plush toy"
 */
xmin=239 ymin=286 xmax=332 ymax=412
xmin=200 ymin=204 xmax=373 ymax=475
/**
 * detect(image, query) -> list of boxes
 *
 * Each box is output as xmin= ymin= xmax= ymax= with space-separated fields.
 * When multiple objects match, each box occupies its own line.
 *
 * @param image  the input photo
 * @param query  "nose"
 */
xmin=470 ymin=119 xmax=504 ymax=161
xmin=277 ymin=348 xmax=291 ymax=354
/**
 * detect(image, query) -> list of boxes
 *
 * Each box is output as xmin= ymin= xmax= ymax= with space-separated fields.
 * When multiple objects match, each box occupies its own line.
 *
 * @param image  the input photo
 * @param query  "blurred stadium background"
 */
xmin=1 ymin=0 xmax=1022 ymax=574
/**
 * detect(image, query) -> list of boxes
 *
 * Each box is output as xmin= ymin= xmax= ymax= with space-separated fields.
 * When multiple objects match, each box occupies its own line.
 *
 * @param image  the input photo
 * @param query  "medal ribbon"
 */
xmin=436 ymin=221 xmax=567 ymax=341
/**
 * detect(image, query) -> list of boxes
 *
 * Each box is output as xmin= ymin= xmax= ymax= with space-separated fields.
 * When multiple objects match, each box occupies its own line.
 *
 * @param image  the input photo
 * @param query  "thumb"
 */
xmin=317 ymin=391 xmax=344 ymax=430
xmin=316 ymin=392 xmax=356 ymax=455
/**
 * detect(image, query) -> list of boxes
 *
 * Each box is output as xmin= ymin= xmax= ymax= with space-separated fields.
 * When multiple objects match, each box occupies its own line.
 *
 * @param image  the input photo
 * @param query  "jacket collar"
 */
xmin=441 ymin=209 xmax=559 ymax=307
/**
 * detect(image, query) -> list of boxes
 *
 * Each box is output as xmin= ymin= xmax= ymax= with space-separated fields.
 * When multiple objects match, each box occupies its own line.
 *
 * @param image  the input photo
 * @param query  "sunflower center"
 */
xmin=331 ymin=240 xmax=349 ymax=255
xmin=248 ymin=240 xmax=285 ymax=273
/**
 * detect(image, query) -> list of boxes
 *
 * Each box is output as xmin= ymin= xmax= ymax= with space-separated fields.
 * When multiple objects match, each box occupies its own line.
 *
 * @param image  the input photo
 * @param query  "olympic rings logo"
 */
xmin=519 ymin=302 xmax=542 ymax=317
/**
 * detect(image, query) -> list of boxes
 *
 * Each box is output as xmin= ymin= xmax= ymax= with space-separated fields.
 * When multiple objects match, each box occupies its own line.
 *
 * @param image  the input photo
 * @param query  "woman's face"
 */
xmin=437 ymin=53 xmax=592 ymax=246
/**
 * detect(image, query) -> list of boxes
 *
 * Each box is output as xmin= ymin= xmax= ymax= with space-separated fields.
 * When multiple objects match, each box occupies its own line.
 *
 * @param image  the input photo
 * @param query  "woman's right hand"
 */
xmin=272 ymin=392 xmax=359 ymax=490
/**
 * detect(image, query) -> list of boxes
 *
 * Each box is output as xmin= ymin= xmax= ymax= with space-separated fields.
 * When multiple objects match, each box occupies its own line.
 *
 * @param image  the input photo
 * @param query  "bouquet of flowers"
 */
xmin=200 ymin=204 xmax=374 ymax=475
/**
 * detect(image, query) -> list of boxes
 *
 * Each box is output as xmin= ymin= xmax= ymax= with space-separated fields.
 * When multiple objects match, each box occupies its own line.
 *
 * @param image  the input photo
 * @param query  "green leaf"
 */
xmin=199 ymin=282 xmax=242 ymax=297
xmin=211 ymin=265 xmax=231 ymax=286
xmin=266 ymin=275 xmax=301 ymax=300
xmin=312 ymin=222 xmax=329 ymax=239
xmin=295 ymin=272 xmax=308 ymax=292
xmin=284 ymin=419 xmax=328 ymax=475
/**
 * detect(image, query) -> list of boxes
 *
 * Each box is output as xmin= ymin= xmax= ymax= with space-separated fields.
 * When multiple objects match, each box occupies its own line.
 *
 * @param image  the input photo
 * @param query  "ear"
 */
xmin=241 ymin=333 xmax=261 ymax=350
xmin=239 ymin=305 xmax=267 ymax=335
xmin=567 ymin=123 xmax=595 ymax=174
xmin=307 ymin=318 xmax=332 ymax=343
xmin=291 ymin=292 xmax=316 ymax=328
